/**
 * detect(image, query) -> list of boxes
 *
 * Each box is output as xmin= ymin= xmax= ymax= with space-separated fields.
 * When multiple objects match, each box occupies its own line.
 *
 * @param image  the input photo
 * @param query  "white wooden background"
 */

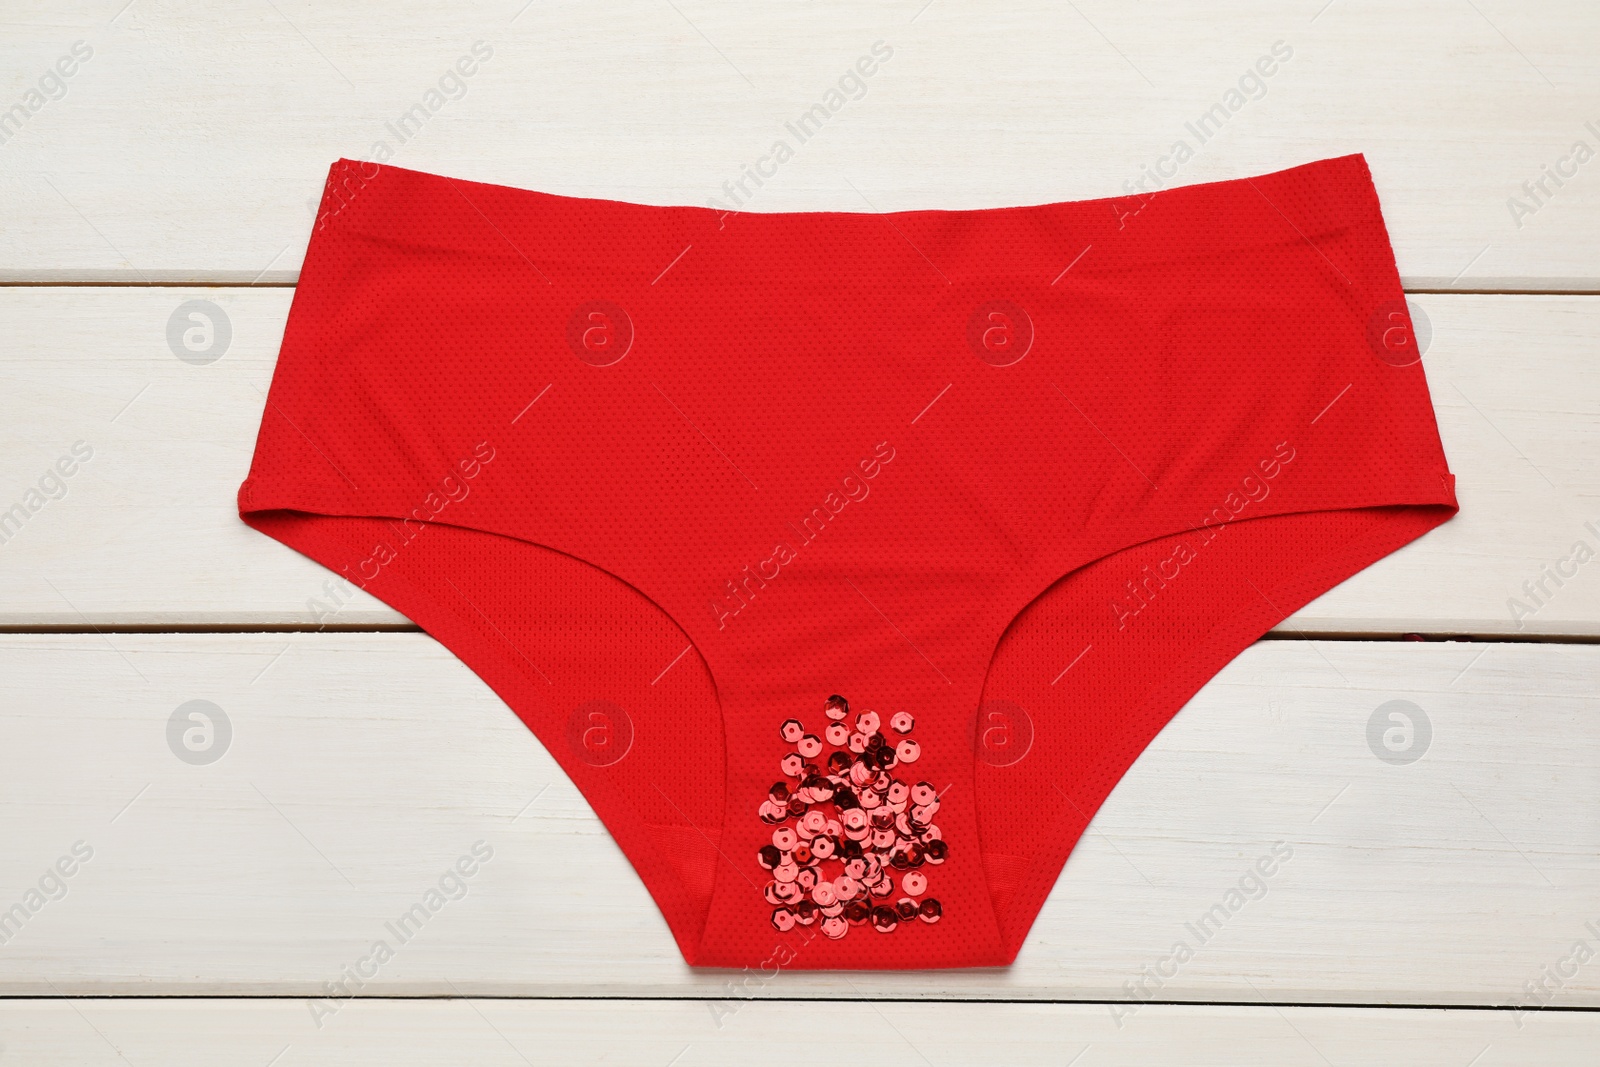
xmin=2 ymin=1 xmax=1597 ymax=1061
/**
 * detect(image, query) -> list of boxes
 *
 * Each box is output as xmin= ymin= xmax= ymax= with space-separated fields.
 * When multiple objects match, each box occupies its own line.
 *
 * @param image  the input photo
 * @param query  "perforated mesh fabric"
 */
xmin=239 ymin=154 xmax=1457 ymax=968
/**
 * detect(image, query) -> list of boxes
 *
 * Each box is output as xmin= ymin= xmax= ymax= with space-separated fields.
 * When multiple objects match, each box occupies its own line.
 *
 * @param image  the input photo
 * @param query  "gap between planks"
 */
xmin=0 ymin=995 xmax=1592 ymax=1011
xmin=4 ymin=626 xmax=1598 ymax=645
xmin=3 ymin=282 xmax=1600 ymax=295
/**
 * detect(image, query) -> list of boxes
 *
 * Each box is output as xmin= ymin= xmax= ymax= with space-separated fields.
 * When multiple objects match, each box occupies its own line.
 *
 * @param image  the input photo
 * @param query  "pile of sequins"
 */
xmin=757 ymin=694 xmax=945 ymax=940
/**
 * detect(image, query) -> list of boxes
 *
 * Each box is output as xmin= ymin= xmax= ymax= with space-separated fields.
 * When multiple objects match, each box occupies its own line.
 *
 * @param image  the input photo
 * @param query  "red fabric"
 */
xmin=239 ymin=154 xmax=1457 ymax=968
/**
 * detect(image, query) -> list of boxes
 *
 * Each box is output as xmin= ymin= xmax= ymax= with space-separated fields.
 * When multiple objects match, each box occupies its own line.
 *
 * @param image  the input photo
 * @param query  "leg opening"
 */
xmin=242 ymin=507 xmax=725 ymax=962
xmin=975 ymin=501 xmax=1454 ymax=959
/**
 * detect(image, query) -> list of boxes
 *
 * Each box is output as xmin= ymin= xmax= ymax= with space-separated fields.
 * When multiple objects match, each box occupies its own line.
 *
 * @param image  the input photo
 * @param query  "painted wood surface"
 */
xmin=1 ymin=636 xmax=1594 ymax=1003
xmin=0 ymin=1000 xmax=1594 ymax=1066
xmin=3 ymin=291 xmax=1595 ymax=633
xmin=0 ymin=3 xmax=1596 ymax=286
xmin=2 ymin=2 xmax=1597 ymax=1056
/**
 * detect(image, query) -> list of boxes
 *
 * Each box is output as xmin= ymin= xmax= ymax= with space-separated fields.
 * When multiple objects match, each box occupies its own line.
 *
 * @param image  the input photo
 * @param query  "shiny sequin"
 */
xmin=759 ymin=693 xmax=948 ymax=940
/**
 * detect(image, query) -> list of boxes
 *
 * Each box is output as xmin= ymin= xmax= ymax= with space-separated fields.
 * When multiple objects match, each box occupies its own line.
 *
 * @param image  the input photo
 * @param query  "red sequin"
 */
xmin=759 ymin=695 xmax=944 ymax=938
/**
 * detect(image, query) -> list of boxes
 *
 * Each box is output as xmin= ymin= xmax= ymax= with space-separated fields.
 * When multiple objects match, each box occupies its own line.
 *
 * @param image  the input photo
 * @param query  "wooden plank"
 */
xmin=0 ymin=1000 xmax=1593 ymax=1065
xmin=0 ymin=635 xmax=1595 ymax=1002
xmin=0 ymin=2 xmax=1597 ymax=286
xmin=2 ymin=289 xmax=1596 ymax=634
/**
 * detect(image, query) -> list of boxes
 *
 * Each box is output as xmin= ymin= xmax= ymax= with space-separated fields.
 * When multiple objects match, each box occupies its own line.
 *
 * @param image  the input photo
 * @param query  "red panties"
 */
xmin=240 ymin=154 xmax=1457 ymax=969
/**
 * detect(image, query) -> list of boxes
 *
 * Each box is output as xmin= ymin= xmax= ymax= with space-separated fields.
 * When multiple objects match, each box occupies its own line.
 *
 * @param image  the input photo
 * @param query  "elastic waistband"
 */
xmin=304 ymin=154 xmax=1393 ymax=287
